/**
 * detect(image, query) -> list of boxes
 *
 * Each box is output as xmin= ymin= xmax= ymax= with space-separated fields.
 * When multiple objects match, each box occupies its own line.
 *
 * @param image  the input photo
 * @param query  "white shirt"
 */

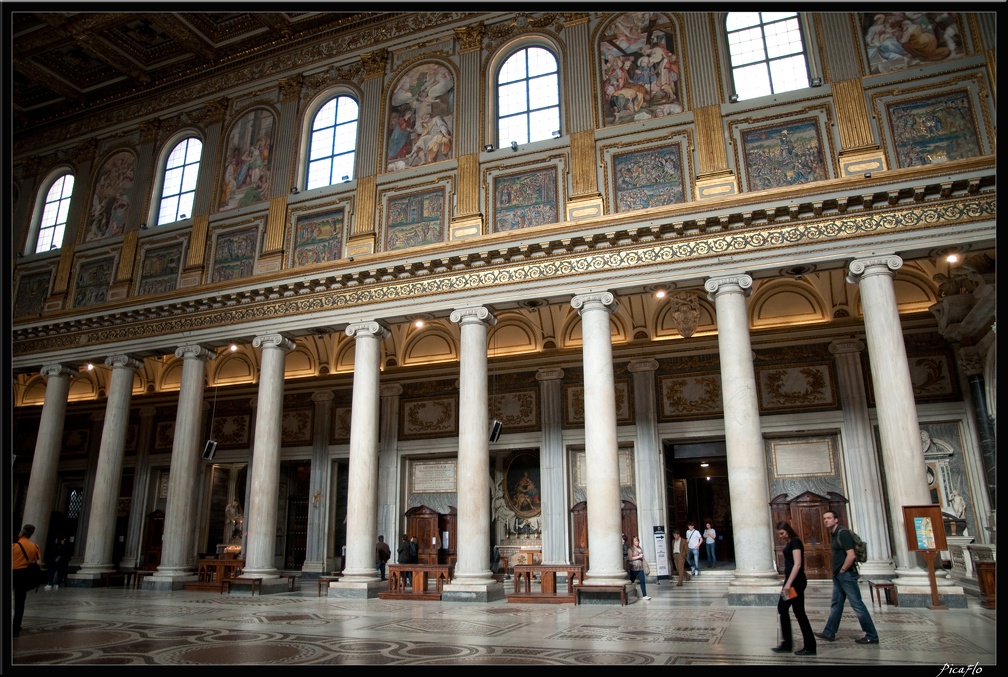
xmin=686 ymin=528 xmax=702 ymax=549
xmin=704 ymin=528 xmax=716 ymax=544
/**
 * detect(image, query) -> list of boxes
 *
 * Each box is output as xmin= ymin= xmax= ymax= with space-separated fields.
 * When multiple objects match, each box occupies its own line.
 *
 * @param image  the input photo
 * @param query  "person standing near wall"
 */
xmin=397 ymin=534 xmax=412 ymax=587
xmin=773 ymin=521 xmax=817 ymax=656
xmin=375 ymin=535 xmax=391 ymax=581
xmin=703 ymin=521 xmax=717 ymax=568
xmin=686 ymin=521 xmax=702 ymax=576
xmin=12 ymin=524 xmax=42 ymax=638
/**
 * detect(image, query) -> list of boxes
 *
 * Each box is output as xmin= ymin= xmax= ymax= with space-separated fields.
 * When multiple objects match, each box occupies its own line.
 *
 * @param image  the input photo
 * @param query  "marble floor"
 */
xmin=9 ymin=575 xmax=996 ymax=668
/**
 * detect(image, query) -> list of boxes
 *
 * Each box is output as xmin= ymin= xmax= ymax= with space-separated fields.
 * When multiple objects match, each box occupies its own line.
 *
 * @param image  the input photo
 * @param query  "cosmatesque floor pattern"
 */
xmin=8 ymin=578 xmax=996 ymax=669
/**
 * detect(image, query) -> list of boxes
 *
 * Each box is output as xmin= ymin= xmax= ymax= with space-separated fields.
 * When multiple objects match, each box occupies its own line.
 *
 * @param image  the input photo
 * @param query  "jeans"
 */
xmin=822 ymin=570 xmax=878 ymax=640
xmin=687 ymin=547 xmax=701 ymax=573
xmin=631 ymin=568 xmax=648 ymax=596
xmin=376 ymin=561 xmax=386 ymax=580
xmin=705 ymin=542 xmax=716 ymax=567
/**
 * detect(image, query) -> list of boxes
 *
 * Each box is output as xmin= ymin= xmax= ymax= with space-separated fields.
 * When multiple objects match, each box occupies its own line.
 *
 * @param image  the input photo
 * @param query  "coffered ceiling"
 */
xmin=10 ymin=10 xmax=380 ymax=133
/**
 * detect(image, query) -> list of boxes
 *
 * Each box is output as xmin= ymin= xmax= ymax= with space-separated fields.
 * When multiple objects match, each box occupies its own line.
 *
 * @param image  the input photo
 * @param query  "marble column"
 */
xmin=152 ymin=345 xmax=214 ymax=585
xmin=377 ymin=384 xmax=404 ymax=561
xmin=302 ymin=390 xmax=334 ymax=574
xmin=537 ymin=367 xmax=567 ymax=564
xmin=829 ymin=339 xmax=893 ymax=576
xmin=704 ymin=275 xmax=777 ymax=590
xmin=72 ymin=412 xmax=105 ymax=568
xmin=20 ymin=364 xmax=75 ymax=556
xmin=120 ymin=405 xmax=157 ymax=570
xmin=571 ymin=291 xmax=626 ymax=586
xmin=443 ymin=306 xmax=501 ymax=601
xmin=846 ymin=256 xmax=931 ymax=583
xmin=242 ymin=334 xmax=295 ymax=579
xmin=337 ymin=321 xmax=389 ymax=595
xmin=77 ymin=355 xmax=142 ymax=579
xmin=629 ymin=358 xmax=663 ymax=570
xmin=846 ymin=256 xmax=931 ymax=580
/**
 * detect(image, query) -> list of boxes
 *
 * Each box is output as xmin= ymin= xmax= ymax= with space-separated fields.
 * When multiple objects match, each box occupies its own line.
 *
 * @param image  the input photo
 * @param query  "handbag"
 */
xmin=16 ymin=542 xmax=45 ymax=589
xmin=643 ymin=558 xmax=651 ymax=576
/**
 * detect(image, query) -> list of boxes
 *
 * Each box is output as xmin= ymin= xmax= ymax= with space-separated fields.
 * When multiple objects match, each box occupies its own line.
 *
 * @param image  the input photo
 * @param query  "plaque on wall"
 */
xmin=573 ymin=448 xmax=633 ymax=488
xmin=771 ymin=438 xmax=836 ymax=478
xmin=411 ymin=460 xmax=457 ymax=493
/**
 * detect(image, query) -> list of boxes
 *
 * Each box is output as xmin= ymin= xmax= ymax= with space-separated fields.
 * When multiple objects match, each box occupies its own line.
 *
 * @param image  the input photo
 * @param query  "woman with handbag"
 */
xmin=626 ymin=535 xmax=651 ymax=601
xmin=12 ymin=523 xmax=42 ymax=638
xmin=773 ymin=521 xmax=816 ymax=656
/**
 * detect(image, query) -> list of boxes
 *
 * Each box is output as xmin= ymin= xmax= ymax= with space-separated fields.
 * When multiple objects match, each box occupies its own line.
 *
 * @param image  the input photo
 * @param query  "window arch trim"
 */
xmin=28 ymin=165 xmax=76 ymax=256
xmin=299 ymin=87 xmax=361 ymax=192
xmin=150 ymin=129 xmax=205 ymax=228
xmin=486 ymin=35 xmax=565 ymax=150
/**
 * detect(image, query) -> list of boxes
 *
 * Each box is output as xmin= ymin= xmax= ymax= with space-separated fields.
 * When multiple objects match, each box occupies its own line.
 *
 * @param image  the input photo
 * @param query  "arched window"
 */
xmin=34 ymin=172 xmax=75 ymax=253
xmin=156 ymin=137 xmax=202 ymax=225
xmin=497 ymin=45 xmax=560 ymax=148
xmin=726 ymin=12 xmax=810 ymax=101
xmin=306 ymin=95 xmax=359 ymax=190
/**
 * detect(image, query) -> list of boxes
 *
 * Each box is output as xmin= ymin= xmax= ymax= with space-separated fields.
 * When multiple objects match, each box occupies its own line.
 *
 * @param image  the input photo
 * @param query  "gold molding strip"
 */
xmin=186 ymin=214 xmax=209 ymax=269
xmin=265 ymin=196 xmax=287 ymax=253
xmin=354 ymin=175 xmax=377 ymax=235
xmin=457 ymin=153 xmax=479 ymax=216
xmin=695 ymin=105 xmax=728 ymax=174
xmin=570 ymin=130 xmax=597 ymax=196
xmin=833 ymin=78 xmax=875 ymax=151
xmin=116 ymin=230 xmax=138 ymax=283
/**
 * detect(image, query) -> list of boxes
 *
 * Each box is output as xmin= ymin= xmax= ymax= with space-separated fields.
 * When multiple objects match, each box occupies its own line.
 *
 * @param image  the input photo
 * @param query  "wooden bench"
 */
xmin=282 ymin=573 xmax=299 ymax=591
xmin=509 ymin=564 xmax=584 ymax=604
xmin=221 ymin=576 xmax=263 ymax=595
xmin=99 ymin=571 xmax=129 ymax=587
xmin=867 ymin=579 xmax=898 ymax=607
xmin=574 ymin=582 xmax=628 ymax=606
xmin=379 ymin=564 xmax=454 ymax=601
xmin=134 ymin=570 xmax=156 ymax=588
xmin=317 ymin=574 xmax=342 ymax=597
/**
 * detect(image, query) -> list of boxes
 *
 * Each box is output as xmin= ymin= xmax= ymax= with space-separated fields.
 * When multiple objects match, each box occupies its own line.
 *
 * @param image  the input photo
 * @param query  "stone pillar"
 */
xmin=152 ymin=345 xmax=214 ymax=587
xmin=120 ymin=405 xmax=157 ymax=570
xmin=537 ymin=367 xmax=567 ymax=564
xmin=243 ymin=334 xmax=295 ymax=579
xmin=571 ymin=291 xmax=626 ymax=587
xmin=958 ymin=349 xmax=997 ymax=512
xmin=302 ymin=390 xmax=334 ymax=574
xmin=846 ymin=256 xmax=936 ymax=592
xmin=629 ymin=358 xmax=663 ymax=569
xmin=71 ymin=412 xmax=105 ymax=568
xmin=77 ymin=355 xmax=142 ymax=579
xmin=704 ymin=275 xmax=778 ymax=597
xmin=377 ymin=384 xmax=404 ymax=562
xmin=20 ymin=364 xmax=75 ymax=555
xmin=443 ymin=306 xmax=502 ymax=602
xmin=335 ymin=321 xmax=389 ymax=597
xmin=829 ymin=339 xmax=893 ymax=576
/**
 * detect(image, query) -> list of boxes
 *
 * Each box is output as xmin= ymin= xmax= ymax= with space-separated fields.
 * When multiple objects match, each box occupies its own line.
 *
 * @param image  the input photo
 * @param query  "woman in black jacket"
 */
xmin=773 ymin=521 xmax=817 ymax=656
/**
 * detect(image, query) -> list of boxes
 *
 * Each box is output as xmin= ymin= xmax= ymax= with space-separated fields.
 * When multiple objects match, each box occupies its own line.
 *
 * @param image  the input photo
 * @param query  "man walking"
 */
xmin=670 ymin=529 xmax=691 ymax=585
xmin=685 ymin=521 xmax=702 ymax=576
xmin=12 ymin=523 xmax=42 ymax=638
xmin=375 ymin=535 xmax=391 ymax=581
xmin=816 ymin=510 xmax=879 ymax=645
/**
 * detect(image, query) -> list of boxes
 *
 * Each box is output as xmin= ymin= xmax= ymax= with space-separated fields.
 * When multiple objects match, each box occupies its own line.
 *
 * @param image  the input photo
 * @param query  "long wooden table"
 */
xmin=509 ymin=564 xmax=584 ymax=603
xmin=378 ymin=564 xmax=454 ymax=601
xmin=197 ymin=558 xmax=245 ymax=584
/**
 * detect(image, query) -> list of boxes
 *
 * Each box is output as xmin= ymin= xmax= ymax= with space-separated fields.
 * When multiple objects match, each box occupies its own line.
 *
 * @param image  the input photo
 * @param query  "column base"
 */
xmin=441 ymin=580 xmax=506 ymax=603
xmin=329 ymin=578 xmax=388 ymax=599
xmin=143 ymin=573 xmax=197 ymax=591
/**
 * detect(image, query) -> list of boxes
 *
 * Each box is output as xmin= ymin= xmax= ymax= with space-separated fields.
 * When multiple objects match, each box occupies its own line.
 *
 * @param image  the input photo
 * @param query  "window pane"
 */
xmin=764 ymin=17 xmax=803 ymax=58
xmin=178 ymin=193 xmax=195 ymax=220
xmin=163 ymin=167 xmax=183 ymax=194
xmin=55 ymin=199 xmax=71 ymax=225
xmin=314 ymin=100 xmax=336 ymax=129
xmin=499 ymin=115 xmax=528 ymax=146
xmin=769 ymin=54 xmax=809 ymax=93
xmin=761 ymin=11 xmax=797 ymax=23
xmin=528 ymin=73 xmax=559 ymax=108
xmin=499 ymin=51 xmax=527 ymax=84
xmin=166 ymin=144 xmax=187 ymax=168
xmin=59 ymin=175 xmax=74 ymax=198
xmin=332 ymin=153 xmax=355 ymax=182
xmin=307 ymin=159 xmax=333 ymax=190
xmin=726 ymin=12 xmax=760 ymax=31
xmin=728 ymin=26 xmax=767 ymax=65
xmin=333 ymin=121 xmax=358 ymax=153
xmin=498 ymin=81 xmax=528 ymax=116
xmin=526 ymin=47 xmax=557 ymax=77
xmin=185 ymin=139 xmax=203 ymax=164
xmin=529 ymin=108 xmax=559 ymax=143
xmin=734 ymin=63 xmax=771 ymax=99
xmin=310 ymin=128 xmax=335 ymax=159
xmin=158 ymin=196 xmax=179 ymax=225
xmin=41 ymin=201 xmax=59 ymax=226
xmin=335 ymin=97 xmax=358 ymax=123
xmin=181 ymin=164 xmax=199 ymax=192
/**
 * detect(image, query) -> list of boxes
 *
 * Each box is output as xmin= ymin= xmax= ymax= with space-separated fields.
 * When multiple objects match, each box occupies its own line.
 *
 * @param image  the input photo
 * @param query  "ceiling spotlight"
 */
xmin=86 ymin=363 xmax=94 ymax=371
xmin=810 ymin=76 xmax=823 ymax=87
xmin=230 ymin=344 xmax=238 ymax=352
xmin=342 ymin=175 xmax=350 ymax=182
xmin=180 ymin=214 xmax=187 ymax=219
xmin=484 ymin=143 xmax=495 ymax=152
xmin=414 ymin=319 xmax=425 ymax=328
xmin=947 ymin=253 xmax=960 ymax=264
xmin=729 ymin=93 xmax=739 ymax=103
xmin=551 ymin=130 xmax=560 ymax=138
xmin=700 ymin=462 xmax=709 ymax=468
xmin=291 ymin=186 xmax=299 ymax=194
xmin=139 ymin=222 xmax=148 ymax=229
xmin=863 ymin=172 xmax=872 ymax=179
xmin=655 ymin=289 xmax=667 ymax=299
xmin=511 ymin=140 xmax=518 ymax=151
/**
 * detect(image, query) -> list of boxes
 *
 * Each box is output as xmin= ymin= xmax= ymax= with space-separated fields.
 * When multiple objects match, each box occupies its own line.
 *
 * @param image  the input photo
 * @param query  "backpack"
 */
xmin=843 ymin=528 xmax=868 ymax=563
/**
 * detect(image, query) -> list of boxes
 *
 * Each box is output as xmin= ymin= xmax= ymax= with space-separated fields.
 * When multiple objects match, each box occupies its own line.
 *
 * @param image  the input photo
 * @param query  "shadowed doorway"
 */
xmin=664 ymin=440 xmax=734 ymax=564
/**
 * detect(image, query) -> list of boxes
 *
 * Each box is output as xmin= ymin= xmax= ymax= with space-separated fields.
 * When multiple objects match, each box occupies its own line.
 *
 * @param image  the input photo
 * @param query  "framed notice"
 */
xmin=411 ymin=459 xmax=457 ymax=493
xmin=902 ymin=504 xmax=948 ymax=552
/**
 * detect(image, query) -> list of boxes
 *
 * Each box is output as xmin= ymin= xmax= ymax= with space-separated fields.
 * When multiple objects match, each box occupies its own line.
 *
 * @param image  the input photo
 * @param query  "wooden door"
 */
xmin=142 ymin=510 xmax=165 ymax=569
xmin=571 ymin=502 xmax=588 ymax=568
xmin=405 ymin=505 xmax=439 ymax=564
xmin=438 ymin=507 xmax=457 ymax=566
xmin=621 ymin=500 xmax=639 ymax=542
xmin=770 ymin=491 xmax=849 ymax=579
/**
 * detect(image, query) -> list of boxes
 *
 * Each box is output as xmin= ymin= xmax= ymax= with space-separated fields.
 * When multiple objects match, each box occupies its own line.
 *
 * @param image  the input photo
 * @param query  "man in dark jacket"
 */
xmin=375 ymin=535 xmax=391 ymax=581
xmin=397 ymin=534 xmax=412 ymax=587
